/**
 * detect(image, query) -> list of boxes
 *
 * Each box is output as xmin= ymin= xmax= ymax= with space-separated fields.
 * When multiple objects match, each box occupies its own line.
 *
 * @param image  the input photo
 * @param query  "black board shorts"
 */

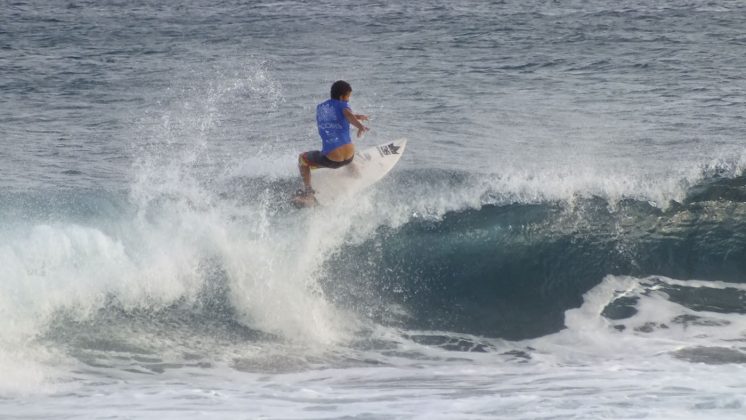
xmin=300 ymin=151 xmax=353 ymax=169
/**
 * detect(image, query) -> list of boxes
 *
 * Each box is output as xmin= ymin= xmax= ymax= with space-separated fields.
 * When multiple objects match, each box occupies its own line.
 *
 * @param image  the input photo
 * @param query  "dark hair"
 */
xmin=330 ymin=80 xmax=352 ymax=100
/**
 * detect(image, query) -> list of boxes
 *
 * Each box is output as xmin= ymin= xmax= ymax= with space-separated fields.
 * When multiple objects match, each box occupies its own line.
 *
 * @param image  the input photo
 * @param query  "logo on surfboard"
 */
xmin=376 ymin=143 xmax=401 ymax=157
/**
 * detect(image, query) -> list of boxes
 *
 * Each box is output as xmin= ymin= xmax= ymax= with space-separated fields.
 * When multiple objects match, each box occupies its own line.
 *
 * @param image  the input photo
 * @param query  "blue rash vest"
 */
xmin=316 ymin=99 xmax=351 ymax=155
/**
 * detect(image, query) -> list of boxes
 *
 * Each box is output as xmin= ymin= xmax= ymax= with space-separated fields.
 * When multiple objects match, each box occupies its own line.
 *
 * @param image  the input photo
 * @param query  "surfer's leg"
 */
xmin=297 ymin=151 xmax=353 ymax=193
xmin=298 ymin=152 xmax=313 ymax=193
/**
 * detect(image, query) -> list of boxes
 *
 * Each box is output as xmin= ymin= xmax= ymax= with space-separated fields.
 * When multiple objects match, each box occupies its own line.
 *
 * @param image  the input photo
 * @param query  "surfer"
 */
xmin=296 ymin=80 xmax=369 ymax=202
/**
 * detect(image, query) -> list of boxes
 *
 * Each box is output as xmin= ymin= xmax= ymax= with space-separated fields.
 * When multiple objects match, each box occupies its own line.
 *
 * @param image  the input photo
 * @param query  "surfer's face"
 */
xmin=340 ymin=92 xmax=351 ymax=102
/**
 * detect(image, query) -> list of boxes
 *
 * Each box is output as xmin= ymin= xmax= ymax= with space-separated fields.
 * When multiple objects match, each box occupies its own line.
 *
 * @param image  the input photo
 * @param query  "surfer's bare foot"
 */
xmin=293 ymin=190 xmax=316 ymax=207
xmin=292 ymin=188 xmax=317 ymax=207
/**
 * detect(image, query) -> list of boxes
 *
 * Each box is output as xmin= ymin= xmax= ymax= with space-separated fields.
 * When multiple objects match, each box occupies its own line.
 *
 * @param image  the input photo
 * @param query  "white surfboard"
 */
xmin=308 ymin=138 xmax=407 ymax=206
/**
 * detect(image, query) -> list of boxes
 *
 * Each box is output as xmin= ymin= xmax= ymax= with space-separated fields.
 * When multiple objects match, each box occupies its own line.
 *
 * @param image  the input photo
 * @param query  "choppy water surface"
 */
xmin=2 ymin=1 xmax=746 ymax=418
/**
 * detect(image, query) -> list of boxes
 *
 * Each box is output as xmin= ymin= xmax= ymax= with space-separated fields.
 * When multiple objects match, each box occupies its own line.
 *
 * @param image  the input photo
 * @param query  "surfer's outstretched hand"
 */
xmin=343 ymin=108 xmax=369 ymax=138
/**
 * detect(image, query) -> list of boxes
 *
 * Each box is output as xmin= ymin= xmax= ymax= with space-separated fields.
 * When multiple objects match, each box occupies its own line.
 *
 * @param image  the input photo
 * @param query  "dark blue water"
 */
xmin=327 ymin=173 xmax=746 ymax=339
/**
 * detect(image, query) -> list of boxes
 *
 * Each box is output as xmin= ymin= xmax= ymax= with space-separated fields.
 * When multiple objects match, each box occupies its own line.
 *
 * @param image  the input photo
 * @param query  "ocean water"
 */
xmin=2 ymin=0 xmax=746 ymax=418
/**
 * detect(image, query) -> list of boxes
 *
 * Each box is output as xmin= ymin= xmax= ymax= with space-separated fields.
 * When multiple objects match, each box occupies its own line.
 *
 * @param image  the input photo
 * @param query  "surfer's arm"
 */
xmin=343 ymin=108 xmax=369 ymax=137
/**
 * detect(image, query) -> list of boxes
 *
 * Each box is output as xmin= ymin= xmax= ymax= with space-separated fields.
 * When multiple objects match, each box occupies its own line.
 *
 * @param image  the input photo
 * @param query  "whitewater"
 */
xmin=2 ymin=1 xmax=746 ymax=419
